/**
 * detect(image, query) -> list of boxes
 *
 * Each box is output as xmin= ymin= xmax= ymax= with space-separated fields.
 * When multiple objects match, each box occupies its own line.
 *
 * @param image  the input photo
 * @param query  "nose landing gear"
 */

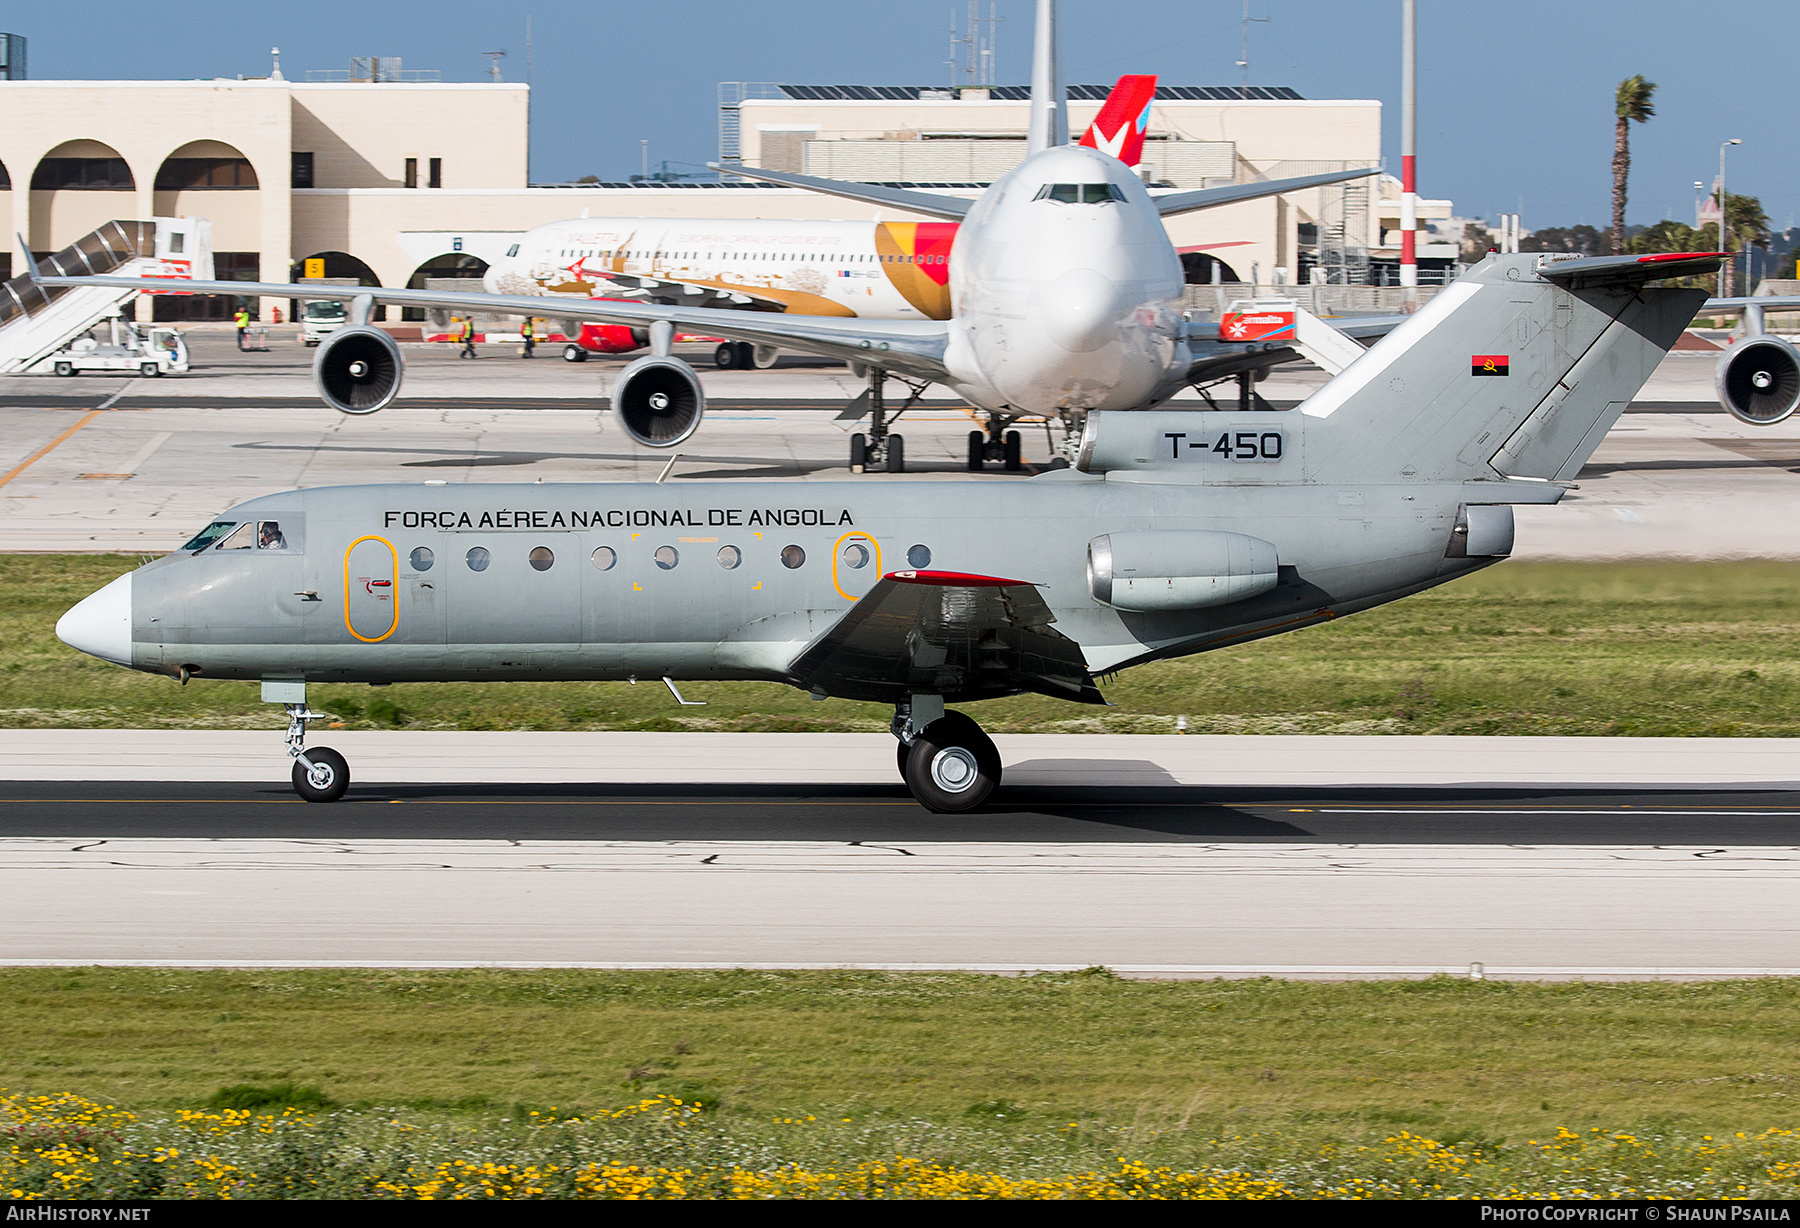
xmin=893 ymin=698 xmax=1001 ymax=812
xmin=284 ymin=701 xmax=349 ymax=803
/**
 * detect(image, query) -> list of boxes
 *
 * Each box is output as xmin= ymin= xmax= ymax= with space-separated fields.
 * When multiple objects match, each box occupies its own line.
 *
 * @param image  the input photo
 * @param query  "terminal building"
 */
xmin=0 ymin=62 xmax=1455 ymax=324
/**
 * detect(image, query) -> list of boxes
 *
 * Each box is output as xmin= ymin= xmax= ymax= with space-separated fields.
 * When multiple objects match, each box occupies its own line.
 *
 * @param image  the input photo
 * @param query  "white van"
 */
xmin=301 ymin=300 xmax=347 ymax=346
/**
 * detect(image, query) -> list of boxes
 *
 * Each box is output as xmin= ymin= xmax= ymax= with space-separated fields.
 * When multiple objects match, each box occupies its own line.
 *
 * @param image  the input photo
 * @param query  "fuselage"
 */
xmin=59 ymin=438 xmax=1486 ymax=704
xmin=487 ymin=216 xmax=958 ymax=321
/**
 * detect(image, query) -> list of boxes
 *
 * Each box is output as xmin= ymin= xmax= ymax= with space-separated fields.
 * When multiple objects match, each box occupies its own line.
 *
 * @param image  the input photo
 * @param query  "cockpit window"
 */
xmin=179 ymin=521 xmax=236 ymax=552
xmin=1036 ymin=183 xmax=1124 ymax=204
xmin=505 ymin=243 xmax=521 ymax=257
xmin=215 ymin=523 xmax=254 ymax=550
xmin=256 ymin=521 xmax=288 ymax=550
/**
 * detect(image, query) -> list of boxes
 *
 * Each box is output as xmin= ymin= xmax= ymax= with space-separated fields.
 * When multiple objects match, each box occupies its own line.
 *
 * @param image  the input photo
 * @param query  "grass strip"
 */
xmin=8 ymin=556 xmax=1800 ymax=735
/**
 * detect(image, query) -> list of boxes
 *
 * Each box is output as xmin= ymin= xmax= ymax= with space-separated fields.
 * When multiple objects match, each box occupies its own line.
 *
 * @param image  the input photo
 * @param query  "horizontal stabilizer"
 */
xmin=703 ymin=163 xmax=970 ymax=220
xmin=1535 ymin=251 xmax=1724 ymax=288
xmin=788 ymin=570 xmax=1104 ymax=705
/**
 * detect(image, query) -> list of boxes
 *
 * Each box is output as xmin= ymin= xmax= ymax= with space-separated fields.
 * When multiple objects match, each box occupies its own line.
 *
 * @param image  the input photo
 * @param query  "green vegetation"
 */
xmin=5 ymin=968 xmax=1800 ymax=1132
xmin=7 ymin=555 xmax=1800 ymax=736
xmin=10 ymin=970 xmax=1800 ymax=1197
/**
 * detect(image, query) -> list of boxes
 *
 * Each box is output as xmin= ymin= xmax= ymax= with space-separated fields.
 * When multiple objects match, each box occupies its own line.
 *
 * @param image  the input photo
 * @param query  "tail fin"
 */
xmin=1027 ymin=0 xmax=1067 ymax=153
xmin=1299 ymin=252 xmax=1720 ymax=485
xmin=1079 ymin=74 xmax=1158 ymax=166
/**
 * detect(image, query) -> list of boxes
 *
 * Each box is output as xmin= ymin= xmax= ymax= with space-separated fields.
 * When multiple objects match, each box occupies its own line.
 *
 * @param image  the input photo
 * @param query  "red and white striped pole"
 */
xmin=1399 ymin=0 xmax=1418 ymax=297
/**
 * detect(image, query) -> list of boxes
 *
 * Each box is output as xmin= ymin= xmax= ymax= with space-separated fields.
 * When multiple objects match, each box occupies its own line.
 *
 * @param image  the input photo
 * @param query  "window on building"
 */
xmin=31 ymin=158 xmax=133 ymax=190
xmin=428 ymin=158 xmax=442 ymax=189
xmin=404 ymin=158 xmax=418 ymax=189
xmin=152 ymin=253 xmax=261 ymax=322
xmin=292 ymin=152 xmax=314 ymax=189
xmin=154 ymin=159 xmax=259 ymax=190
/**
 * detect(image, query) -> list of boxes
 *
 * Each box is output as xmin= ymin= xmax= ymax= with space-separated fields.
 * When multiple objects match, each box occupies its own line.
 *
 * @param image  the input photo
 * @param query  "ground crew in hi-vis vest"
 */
xmin=233 ymin=308 xmax=249 ymax=351
xmin=520 ymin=317 xmax=535 ymax=359
xmin=458 ymin=317 xmax=478 ymax=359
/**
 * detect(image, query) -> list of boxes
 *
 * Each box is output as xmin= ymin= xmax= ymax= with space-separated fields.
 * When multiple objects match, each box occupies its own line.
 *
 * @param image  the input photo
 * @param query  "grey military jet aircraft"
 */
xmin=54 ymin=248 xmax=1723 ymax=811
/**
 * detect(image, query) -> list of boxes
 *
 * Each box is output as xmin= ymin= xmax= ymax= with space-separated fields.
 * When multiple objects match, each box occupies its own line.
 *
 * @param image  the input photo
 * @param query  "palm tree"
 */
xmin=1612 ymin=76 xmax=1657 ymax=255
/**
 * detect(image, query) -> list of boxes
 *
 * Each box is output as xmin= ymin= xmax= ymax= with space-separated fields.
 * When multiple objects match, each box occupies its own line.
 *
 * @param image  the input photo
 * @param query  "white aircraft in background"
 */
xmin=486 ymin=74 xmax=1360 ymax=373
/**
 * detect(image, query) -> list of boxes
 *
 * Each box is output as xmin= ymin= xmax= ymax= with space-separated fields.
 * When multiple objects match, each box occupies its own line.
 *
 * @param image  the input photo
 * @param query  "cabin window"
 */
xmin=465 ymin=546 xmax=490 ymax=572
xmin=907 ymin=544 xmax=932 ymax=569
xmin=842 ymin=543 xmax=870 ymax=569
xmin=780 ymin=545 xmax=805 ymax=569
xmin=717 ymin=545 xmax=741 ymax=570
xmin=591 ymin=546 xmax=616 ymax=571
xmin=654 ymin=546 xmax=679 ymax=570
xmin=529 ymin=546 xmax=555 ymax=571
xmin=409 ymin=547 xmax=434 ymax=571
xmin=180 ymin=521 xmax=236 ymax=552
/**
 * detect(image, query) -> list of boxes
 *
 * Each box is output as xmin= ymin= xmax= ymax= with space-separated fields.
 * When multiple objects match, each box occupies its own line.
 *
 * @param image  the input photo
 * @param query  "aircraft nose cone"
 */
xmin=56 ymin=572 xmax=132 ymax=666
xmin=1035 ymin=267 xmax=1121 ymax=353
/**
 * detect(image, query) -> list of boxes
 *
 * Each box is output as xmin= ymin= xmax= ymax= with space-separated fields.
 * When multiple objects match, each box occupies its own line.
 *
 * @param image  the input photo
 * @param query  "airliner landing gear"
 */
xmin=284 ymin=702 xmax=349 ymax=803
xmin=849 ymin=367 xmax=908 ymax=474
xmin=893 ymin=698 xmax=1001 ymax=813
xmin=966 ymin=418 xmax=1025 ymax=472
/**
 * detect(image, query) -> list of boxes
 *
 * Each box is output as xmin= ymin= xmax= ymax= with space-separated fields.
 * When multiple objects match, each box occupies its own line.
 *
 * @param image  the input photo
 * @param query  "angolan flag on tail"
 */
xmin=1471 ymin=354 xmax=1509 ymax=376
xmin=1079 ymin=74 xmax=1158 ymax=167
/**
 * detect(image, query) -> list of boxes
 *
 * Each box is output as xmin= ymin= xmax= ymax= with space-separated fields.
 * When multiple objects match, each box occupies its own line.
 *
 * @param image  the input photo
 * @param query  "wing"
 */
xmin=1151 ymin=167 xmax=1382 ymax=218
xmin=703 ymin=164 xmax=971 ymax=220
xmin=27 ymin=266 xmax=948 ymax=381
xmin=788 ymin=570 xmax=1105 ymax=706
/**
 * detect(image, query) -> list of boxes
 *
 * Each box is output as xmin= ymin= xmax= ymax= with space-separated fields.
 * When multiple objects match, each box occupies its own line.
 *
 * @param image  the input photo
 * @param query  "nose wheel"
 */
xmin=292 ymin=747 xmax=350 ymax=803
xmin=896 ymin=708 xmax=1001 ymax=813
xmin=284 ymin=702 xmax=350 ymax=803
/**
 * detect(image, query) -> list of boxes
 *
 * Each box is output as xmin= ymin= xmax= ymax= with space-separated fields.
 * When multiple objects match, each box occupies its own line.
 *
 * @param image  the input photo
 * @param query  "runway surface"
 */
xmin=3 ymin=734 xmax=1798 ymax=977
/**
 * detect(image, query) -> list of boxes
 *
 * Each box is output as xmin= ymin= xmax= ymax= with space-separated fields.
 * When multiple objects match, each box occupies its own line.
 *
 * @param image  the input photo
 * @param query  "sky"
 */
xmin=13 ymin=1 xmax=1796 ymax=234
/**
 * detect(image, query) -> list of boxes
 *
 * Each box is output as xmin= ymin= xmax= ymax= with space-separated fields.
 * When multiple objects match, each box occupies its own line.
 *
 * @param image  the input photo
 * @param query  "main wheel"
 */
xmin=563 ymin=344 xmax=588 ymax=362
xmin=714 ymin=343 xmax=739 ymax=369
xmin=903 ymin=713 xmax=1001 ymax=813
xmin=886 ymin=434 xmax=905 ymax=474
xmin=849 ymin=432 xmax=868 ymax=473
xmin=1003 ymin=431 xmax=1023 ymax=471
xmin=967 ymin=430 xmax=986 ymax=471
xmin=897 ymin=738 xmax=910 ymax=781
xmin=291 ymin=747 xmax=350 ymax=803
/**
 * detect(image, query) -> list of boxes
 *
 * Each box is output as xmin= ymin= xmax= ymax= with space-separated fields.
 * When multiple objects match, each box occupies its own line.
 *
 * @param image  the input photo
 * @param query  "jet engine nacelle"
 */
xmin=1715 ymin=335 xmax=1800 ymax=425
xmin=1088 ymin=530 xmax=1279 ymax=612
xmin=612 ymin=355 xmax=706 ymax=447
xmin=314 ymin=326 xmax=404 ymax=415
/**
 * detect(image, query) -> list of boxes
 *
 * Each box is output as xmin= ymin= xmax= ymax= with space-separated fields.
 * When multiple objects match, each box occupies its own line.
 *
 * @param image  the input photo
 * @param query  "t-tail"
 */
xmin=1079 ymin=75 xmax=1158 ymax=167
xmin=1298 ymin=251 xmax=1723 ymax=485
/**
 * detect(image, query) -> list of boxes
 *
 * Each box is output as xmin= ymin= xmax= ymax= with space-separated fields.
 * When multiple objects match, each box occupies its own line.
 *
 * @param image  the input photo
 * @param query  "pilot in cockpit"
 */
xmin=258 ymin=521 xmax=286 ymax=550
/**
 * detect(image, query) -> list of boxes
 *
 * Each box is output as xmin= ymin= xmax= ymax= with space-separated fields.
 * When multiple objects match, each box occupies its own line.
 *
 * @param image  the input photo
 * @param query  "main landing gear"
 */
xmin=966 ymin=419 xmax=1025 ymax=472
xmin=893 ymin=697 xmax=1002 ymax=813
xmin=285 ymin=702 xmax=349 ymax=803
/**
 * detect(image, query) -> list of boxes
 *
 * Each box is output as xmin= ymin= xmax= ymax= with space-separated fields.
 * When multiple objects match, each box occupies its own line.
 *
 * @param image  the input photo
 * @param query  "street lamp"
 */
xmin=1720 ymin=139 xmax=1742 ymax=296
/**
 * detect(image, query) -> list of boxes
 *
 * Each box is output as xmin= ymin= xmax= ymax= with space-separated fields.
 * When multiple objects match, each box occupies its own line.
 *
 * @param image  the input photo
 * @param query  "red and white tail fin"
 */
xmin=1078 ymin=74 xmax=1157 ymax=166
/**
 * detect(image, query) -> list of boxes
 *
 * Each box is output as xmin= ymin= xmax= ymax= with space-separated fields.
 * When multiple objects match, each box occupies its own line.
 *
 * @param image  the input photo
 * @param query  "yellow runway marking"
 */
xmin=0 ymin=410 xmax=101 ymax=489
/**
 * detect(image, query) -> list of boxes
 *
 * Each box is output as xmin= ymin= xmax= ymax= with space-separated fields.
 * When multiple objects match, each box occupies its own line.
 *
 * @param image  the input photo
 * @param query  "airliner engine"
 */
xmin=1715 ymin=336 xmax=1800 ymax=425
xmin=612 ymin=355 xmax=705 ymax=447
xmin=315 ymin=327 xmax=404 ymax=415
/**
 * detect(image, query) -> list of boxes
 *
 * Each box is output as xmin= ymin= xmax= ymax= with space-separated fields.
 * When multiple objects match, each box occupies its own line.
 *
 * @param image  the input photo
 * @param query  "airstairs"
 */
xmin=0 ymin=218 xmax=212 ymax=374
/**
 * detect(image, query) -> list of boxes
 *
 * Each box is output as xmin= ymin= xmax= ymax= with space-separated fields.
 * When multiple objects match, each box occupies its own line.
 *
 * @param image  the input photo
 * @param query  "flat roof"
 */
xmin=769 ymin=84 xmax=1305 ymax=101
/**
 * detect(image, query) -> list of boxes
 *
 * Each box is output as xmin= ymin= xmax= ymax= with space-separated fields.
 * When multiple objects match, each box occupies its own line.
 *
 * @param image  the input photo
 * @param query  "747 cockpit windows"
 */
xmin=1034 ymin=183 xmax=1126 ymax=205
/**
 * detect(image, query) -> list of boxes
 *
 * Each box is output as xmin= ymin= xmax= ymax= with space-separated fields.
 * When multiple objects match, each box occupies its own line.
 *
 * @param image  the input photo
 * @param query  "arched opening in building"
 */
xmin=150 ymin=141 xmax=263 ymax=322
xmin=1181 ymin=251 xmax=1242 ymax=285
xmin=28 ymin=140 xmax=134 ymax=263
xmin=401 ymin=252 xmax=489 ymax=322
xmin=290 ymin=251 xmax=386 ymax=322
